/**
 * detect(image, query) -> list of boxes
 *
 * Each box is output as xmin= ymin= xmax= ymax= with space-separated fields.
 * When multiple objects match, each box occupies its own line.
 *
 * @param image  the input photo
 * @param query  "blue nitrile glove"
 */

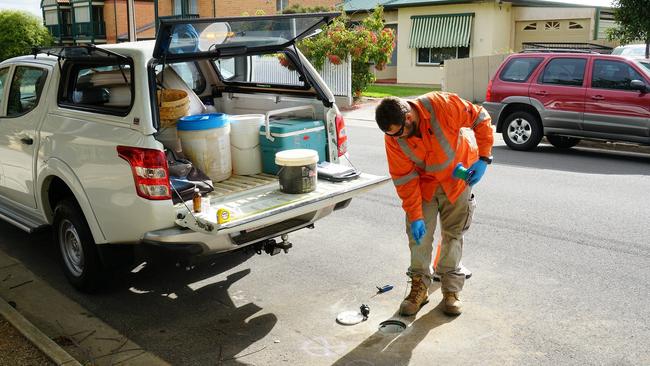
xmin=410 ymin=219 xmax=426 ymax=245
xmin=467 ymin=159 xmax=488 ymax=186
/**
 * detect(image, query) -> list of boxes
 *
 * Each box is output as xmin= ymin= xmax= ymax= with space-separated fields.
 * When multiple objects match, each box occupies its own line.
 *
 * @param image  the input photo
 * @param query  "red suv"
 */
xmin=484 ymin=52 xmax=650 ymax=150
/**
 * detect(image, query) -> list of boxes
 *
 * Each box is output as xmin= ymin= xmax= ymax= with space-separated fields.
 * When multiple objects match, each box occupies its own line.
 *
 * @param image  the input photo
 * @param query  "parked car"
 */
xmin=611 ymin=43 xmax=648 ymax=58
xmin=0 ymin=14 xmax=387 ymax=291
xmin=484 ymin=51 xmax=650 ymax=150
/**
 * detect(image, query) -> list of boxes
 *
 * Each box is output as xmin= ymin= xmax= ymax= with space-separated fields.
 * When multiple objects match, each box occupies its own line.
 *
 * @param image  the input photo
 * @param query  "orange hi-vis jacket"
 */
xmin=385 ymin=92 xmax=494 ymax=222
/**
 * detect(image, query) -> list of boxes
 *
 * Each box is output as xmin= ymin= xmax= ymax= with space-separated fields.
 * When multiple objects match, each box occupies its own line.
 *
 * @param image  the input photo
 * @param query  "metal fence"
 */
xmin=252 ymin=56 xmax=351 ymax=98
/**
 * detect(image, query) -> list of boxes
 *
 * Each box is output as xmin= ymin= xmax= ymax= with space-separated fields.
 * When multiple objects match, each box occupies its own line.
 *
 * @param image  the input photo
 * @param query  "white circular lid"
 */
xmin=336 ymin=311 xmax=364 ymax=325
xmin=275 ymin=149 xmax=319 ymax=166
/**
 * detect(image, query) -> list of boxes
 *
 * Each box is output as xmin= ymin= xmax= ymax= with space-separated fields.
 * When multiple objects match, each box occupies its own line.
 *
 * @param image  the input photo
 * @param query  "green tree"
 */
xmin=607 ymin=0 xmax=650 ymax=58
xmin=296 ymin=7 xmax=395 ymax=99
xmin=0 ymin=10 xmax=53 ymax=61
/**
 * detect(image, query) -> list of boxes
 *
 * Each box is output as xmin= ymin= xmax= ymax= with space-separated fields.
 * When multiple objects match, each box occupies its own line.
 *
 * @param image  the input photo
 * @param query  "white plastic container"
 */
xmin=229 ymin=114 xmax=264 ymax=175
xmin=177 ymin=113 xmax=232 ymax=182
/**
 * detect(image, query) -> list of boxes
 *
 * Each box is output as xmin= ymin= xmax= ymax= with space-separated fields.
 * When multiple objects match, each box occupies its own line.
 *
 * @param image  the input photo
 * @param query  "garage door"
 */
xmin=515 ymin=19 xmax=590 ymax=51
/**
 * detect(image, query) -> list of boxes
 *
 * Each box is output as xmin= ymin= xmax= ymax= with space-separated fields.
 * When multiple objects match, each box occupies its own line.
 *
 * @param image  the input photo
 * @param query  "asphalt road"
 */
xmin=0 ymin=107 xmax=649 ymax=365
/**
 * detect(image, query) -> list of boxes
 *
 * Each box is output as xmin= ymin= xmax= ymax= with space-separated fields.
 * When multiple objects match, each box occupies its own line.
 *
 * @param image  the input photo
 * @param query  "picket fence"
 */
xmin=251 ymin=56 xmax=351 ymax=98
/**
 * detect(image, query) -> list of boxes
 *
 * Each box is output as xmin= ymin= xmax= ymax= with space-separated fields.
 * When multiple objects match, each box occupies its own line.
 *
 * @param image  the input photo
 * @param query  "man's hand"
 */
xmin=467 ymin=159 xmax=488 ymax=186
xmin=410 ymin=219 xmax=426 ymax=245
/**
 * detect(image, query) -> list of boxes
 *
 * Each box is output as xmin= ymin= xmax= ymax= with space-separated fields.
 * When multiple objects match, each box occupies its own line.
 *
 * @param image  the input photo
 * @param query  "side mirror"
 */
xmin=630 ymin=79 xmax=648 ymax=93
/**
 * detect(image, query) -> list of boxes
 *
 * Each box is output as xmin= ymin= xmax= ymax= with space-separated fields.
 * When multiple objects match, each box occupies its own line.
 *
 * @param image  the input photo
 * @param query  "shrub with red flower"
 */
xmin=298 ymin=7 xmax=395 ymax=99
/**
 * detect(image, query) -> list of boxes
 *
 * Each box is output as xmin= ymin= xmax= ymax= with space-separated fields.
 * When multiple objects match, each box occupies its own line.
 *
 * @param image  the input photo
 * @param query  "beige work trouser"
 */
xmin=405 ymin=186 xmax=476 ymax=294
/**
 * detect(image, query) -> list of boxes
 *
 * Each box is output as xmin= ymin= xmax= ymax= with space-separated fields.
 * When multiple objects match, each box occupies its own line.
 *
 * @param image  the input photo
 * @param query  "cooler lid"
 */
xmin=260 ymin=118 xmax=324 ymax=135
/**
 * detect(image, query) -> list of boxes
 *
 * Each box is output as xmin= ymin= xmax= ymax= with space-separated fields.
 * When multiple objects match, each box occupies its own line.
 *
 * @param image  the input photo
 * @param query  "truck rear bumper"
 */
xmin=142 ymin=205 xmax=334 ymax=255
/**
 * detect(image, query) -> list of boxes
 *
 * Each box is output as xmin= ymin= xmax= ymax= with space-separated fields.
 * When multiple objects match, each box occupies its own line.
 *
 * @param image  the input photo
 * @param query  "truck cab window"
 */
xmin=7 ymin=66 xmax=47 ymax=117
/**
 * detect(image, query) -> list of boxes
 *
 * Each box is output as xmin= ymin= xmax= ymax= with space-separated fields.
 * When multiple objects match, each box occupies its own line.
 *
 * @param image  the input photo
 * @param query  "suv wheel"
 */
xmin=54 ymin=198 xmax=104 ymax=292
xmin=547 ymin=135 xmax=580 ymax=149
xmin=502 ymin=111 xmax=543 ymax=151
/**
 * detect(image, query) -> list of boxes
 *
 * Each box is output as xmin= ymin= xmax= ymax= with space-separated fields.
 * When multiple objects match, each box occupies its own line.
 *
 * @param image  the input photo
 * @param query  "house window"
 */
xmin=417 ymin=47 xmax=469 ymax=65
xmin=386 ymin=24 xmax=398 ymax=66
xmin=544 ymin=21 xmax=560 ymax=31
xmin=276 ymin=0 xmax=288 ymax=12
xmin=173 ymin=0 xmax=198 ymax=15
xmin=568 ymin=22 xmax=584 ymax=30
xmin=523 ymin=22 xmax=537 ymax=31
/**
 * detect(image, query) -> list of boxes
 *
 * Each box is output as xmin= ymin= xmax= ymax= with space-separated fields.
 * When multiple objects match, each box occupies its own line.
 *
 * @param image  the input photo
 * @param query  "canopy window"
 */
xmin=409 ymin=13 xmax=474 ymax=49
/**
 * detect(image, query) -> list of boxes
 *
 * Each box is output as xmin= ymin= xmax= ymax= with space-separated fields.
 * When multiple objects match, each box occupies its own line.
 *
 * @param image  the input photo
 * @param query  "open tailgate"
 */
xmin=175 ymin=173 xmax=388 ymax=235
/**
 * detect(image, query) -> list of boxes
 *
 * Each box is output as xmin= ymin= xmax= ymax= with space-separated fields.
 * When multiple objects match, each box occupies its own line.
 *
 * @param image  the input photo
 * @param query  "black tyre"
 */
xmin=502 ymin=111 xmax=543 ymax=151
xmin=546 ymin=135 xmax=580 ymax=149
xmin=53 ymin=198 xmax=104 ymax=292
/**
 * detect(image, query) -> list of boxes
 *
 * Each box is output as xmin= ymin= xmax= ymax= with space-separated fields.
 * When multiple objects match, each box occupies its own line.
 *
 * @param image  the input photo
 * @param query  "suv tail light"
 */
xmin=117 ymin=146 xmax=171 ymax=200
xmin=486 ymin=79 xmax=493 ymax=102
xmin=335 ymin=113 xmax=348 ymax=157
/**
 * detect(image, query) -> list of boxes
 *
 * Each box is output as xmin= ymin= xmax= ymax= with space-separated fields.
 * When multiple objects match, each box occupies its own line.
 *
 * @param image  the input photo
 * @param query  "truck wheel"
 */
xmin=502 ymin=111 xmax=543 ymax=151
xmin=547 ymin=135 xmax=580 ymax=149
xmin=53 ymin=198 xmax=103 ymax=292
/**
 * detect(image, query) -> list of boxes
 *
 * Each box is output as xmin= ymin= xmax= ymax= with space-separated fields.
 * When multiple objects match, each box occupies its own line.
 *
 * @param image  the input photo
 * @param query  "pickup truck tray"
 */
xmin=174 ymin=172 xmax=388 ymax=234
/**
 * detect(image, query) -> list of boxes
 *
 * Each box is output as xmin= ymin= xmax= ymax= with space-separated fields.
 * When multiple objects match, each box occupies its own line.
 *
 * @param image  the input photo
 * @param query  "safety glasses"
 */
xmin=383 ymin=121 xmax=405 ymax=137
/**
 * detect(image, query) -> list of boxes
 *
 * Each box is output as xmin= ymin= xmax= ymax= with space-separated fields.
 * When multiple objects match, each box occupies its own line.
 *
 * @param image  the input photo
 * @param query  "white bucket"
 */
xmin=230 ymin=114 xmax=264 ymax=175
xmin=231 ymin=145 xmax=263 ymax=175
xmin=177 ymin=114 xmax=232 ymax=182
xmin=229 ymin=114 xmax=264 ymax=149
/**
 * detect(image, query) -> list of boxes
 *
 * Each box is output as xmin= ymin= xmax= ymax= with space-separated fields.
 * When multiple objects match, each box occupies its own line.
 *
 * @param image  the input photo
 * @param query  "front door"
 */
xmin=528 ymin=57 xmax=588 ymax=132
xmin=584 ymin=58 xmax=650 ymax=138
xmin=0 ymin=64 xmax=50 ymax=209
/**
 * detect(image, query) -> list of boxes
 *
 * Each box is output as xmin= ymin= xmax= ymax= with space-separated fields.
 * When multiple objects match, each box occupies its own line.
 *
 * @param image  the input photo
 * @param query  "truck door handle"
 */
xmin=591 ymin=95 xmax=605 ymax=100
xmin=534 ymin=91 xmax=548 ymax=96
xmin=20 ymin=137 xmax=33 ymax=145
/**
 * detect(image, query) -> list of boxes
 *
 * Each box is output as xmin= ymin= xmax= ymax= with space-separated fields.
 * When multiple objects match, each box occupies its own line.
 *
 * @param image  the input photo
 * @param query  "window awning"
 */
xmin=409 ymin=13 xmax=474 ymax=49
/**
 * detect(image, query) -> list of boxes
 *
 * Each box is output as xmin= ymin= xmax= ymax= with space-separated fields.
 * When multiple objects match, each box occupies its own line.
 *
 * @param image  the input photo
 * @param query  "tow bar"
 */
xmin=256 ymin=234 xmax=293 ymax=256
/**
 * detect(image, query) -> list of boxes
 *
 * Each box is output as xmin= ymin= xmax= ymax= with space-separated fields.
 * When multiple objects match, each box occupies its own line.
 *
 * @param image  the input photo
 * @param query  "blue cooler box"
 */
xmin=260 ymin=118 xmax=327 ymax=174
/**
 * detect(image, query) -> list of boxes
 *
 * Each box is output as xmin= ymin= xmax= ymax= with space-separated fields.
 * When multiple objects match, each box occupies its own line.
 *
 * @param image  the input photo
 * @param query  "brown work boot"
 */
xmin=442 ymin=292 xmax=463 ymax=316
xmin=399 ymin=275 xmax=429 ymax=316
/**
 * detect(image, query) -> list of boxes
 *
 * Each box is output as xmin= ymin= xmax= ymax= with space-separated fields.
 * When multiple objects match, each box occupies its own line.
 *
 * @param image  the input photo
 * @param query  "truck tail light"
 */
xmin=335 ymin=113 xmax=348 ymax=157
xmin=486 ymin=79 xmax=493 ymax=102
xmin=117 ymin=146 xmax=171 ymax=200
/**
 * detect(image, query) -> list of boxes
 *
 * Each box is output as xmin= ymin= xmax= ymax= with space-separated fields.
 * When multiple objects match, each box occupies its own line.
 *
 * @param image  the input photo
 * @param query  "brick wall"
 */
xmin=103 ymin=0 xmax=341 ymax=43
xmin=105 ymin=0 xmax=155 ymax=43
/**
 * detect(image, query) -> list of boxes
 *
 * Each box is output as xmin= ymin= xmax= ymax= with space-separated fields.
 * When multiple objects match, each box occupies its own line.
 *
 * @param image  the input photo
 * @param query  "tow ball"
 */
xmin=258 ymin=234 xmax=293 ymax=256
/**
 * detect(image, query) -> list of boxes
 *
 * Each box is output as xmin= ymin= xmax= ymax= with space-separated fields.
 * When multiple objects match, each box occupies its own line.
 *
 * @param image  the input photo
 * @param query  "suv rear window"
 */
xmin=539 ymin=58 xmax=586 ymax=86
xmin=499 ymin=57 xmax=543 ymax=82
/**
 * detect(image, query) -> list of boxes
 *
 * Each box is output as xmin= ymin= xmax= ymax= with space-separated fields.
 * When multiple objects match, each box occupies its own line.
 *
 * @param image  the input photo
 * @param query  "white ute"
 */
xmin=0 ymin=13 xmax=388 ymax=291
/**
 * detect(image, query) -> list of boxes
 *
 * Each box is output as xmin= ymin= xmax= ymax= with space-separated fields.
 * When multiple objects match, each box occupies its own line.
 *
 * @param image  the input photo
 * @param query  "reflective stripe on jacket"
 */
xmin=384 ymin=92 xmax=493 ymax=222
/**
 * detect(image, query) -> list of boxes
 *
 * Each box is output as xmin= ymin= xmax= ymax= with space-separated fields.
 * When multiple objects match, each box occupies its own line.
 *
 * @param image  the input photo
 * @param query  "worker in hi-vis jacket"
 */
xmin=375 ymin=92 xmax=494 ymax=316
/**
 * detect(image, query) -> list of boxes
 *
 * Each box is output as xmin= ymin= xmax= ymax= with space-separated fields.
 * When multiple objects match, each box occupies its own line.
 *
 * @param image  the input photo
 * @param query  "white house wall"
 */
xmin=397 ymin=2 xmax=512 ymax=86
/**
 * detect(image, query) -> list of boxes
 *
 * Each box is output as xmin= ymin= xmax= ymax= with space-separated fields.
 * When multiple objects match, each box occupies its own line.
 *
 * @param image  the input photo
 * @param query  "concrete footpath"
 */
xmin=0 ymin=249 xmax=169 ymax=366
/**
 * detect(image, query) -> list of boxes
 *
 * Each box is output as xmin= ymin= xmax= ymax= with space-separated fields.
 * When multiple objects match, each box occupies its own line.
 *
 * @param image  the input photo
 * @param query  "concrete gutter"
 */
xmin=0 ymin=298 xmax=82 ymax=366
